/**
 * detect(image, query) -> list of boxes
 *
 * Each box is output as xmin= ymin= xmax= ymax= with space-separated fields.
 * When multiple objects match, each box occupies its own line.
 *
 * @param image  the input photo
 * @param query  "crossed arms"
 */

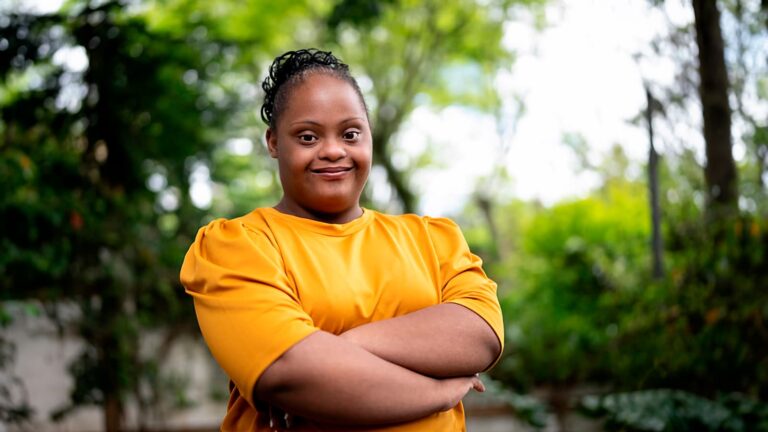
xmin=254 ymin=303 xmax=502 ymax=426
xmin=181 ymin=217 xmax=504 ymax=428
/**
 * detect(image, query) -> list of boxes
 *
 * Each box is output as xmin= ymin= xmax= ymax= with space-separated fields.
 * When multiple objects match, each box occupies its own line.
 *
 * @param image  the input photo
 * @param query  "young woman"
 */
xmin=180 ymin=49 xmax=504 ymax=431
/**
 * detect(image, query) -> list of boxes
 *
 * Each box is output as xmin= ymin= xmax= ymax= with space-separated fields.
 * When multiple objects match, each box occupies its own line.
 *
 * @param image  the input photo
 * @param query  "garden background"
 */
xmin=1 ymin=0 xmax=767 ymax=431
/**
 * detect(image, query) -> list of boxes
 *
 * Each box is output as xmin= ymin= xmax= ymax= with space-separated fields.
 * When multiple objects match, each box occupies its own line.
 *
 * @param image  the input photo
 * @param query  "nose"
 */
xmin=318 ymin=137 xmax=347 ymax=161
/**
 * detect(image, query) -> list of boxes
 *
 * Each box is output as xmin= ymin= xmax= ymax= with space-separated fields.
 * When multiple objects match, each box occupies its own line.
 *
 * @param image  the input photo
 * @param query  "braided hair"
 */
xmin=260 ymin=48 xmax=368 ymax=129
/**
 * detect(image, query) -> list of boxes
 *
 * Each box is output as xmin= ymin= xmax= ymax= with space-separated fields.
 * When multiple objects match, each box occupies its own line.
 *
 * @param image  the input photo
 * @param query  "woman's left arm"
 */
xmin=343 ymin=217 xmax=504 ymax=377
xmin=340 ymin=302 xmax=501 ymax=377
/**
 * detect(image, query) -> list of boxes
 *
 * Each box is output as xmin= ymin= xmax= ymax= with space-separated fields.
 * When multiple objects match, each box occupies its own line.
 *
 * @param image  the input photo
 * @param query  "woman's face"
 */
xmin=266 ymin=73 xmax=372 ymax=223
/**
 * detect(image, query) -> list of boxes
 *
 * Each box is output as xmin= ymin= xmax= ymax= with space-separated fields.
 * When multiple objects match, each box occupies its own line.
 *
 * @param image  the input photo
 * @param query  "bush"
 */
xmin=580 ymin=389 xmax=768 ymax=432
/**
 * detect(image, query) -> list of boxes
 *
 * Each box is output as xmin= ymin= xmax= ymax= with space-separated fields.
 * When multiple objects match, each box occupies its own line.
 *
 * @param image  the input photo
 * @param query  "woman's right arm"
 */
xmin=255 ymin=331 xmax=483 ymax=426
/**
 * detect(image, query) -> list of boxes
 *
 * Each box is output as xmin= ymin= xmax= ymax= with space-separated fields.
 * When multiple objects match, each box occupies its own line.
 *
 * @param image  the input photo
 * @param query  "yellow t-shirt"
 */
xmin=180 ymin=207 xmax=504 ymax=431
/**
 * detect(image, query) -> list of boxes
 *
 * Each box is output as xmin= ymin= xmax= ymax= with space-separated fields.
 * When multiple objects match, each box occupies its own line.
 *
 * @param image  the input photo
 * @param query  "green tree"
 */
xmin=489 ymin=179 xmax=651 ymax=426
xmin=0 ymin=2 xmax=231 ymax=428
xmin=141 ymin=0 xmax=330 ymax=220
xmin=326 ymin=0 xmax=545 ymax=212
xmin=647 ymin=0 xmax=766 ymax=216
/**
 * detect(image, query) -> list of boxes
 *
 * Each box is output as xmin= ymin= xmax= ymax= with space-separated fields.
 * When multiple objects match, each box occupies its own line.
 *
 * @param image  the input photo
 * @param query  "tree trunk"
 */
xmin=544 ymin=385 xmax=572 ymax=432
xmin=104 ymin=394 xmax=122 ymax=432
xmin=646 ymin=88 xmax=664 ymax=279
xmin=475 ymin=195 xmax=501 ymax=262
xmin=692 ymin=0 xmax=738 ymax=213
xmin=99 ymin=286 xmax=125 ymax=432
xmin=372 ymin=127 xmax=417 ymax=214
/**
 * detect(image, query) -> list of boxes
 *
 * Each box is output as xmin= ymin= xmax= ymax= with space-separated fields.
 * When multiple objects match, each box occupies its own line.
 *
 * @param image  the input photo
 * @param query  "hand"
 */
xmin=438 ymin=374 xmax=485 ymax=411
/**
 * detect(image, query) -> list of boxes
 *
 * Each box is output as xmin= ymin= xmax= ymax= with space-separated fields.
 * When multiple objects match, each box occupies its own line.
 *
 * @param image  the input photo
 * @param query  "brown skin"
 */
xmin=340 ymin=303 xmax=501 ymax=378
xmin=257 ymin=72 xmax=500 ymax=427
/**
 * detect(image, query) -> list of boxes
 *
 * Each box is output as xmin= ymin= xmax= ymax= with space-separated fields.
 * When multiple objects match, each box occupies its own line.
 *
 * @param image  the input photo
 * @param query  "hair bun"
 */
xmin=260 ymin=48 xmax=352 ymax=126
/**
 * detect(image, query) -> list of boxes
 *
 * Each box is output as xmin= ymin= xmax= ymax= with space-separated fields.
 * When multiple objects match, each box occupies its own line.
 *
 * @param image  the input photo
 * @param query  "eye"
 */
xmin=343 ymin=130 xmax=360 ymax=141
xmin=298 ymin=133 xmax=317 ymax=144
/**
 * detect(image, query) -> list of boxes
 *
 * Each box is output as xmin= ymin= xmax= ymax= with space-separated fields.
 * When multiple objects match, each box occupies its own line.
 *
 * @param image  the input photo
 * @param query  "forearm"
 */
xmin=254 ymin=331 xmax=473 ymax=425
xmin=341 ymin=303 xmax=502 ymax=378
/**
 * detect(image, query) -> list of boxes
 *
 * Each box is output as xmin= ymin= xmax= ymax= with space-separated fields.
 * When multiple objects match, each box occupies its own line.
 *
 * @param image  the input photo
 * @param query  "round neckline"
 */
xmin=259 ymin=206 xmax=374 ymax=236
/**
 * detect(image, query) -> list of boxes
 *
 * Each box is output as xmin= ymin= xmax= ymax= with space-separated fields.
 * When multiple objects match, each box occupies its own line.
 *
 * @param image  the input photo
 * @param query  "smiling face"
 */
xmin=266 ymin=73 xmax=373 ymax=223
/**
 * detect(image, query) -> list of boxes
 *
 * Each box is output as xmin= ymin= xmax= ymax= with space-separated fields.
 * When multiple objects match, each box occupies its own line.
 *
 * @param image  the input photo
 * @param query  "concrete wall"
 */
xmin=1 ymin=303 xmax=226 ymax=432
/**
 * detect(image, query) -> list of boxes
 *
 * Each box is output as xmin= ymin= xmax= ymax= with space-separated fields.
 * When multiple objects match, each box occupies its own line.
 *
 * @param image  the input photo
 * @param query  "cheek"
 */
xmin=276 ymin=158 xmax=292 ymax=178
xmin=361 ymin=152 xmax=373 ymax=171
xmin=278 ymin=149 xmax=308 ymax=173
xmin=357 ymin=142 xmax=373 ymax=166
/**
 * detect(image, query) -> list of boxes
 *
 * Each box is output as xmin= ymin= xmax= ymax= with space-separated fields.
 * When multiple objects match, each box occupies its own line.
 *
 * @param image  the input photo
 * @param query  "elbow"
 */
xmin=253 ymin=330 xmax=332 ymax=402
xmin=456 ymin=337 xmax=500 ymax=376
xmin=479 ymin=329 xmax=502 ymax=371
xmin=254 ymin=347 xmax=307 ymax=402
xmin=254 ymin=359 xmax=290 ymax=402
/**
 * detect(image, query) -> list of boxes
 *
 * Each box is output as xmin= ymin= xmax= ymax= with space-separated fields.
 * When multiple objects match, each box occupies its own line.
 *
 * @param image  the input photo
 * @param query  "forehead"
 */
xmin=279 ymin=73 xmax=367 ymax=125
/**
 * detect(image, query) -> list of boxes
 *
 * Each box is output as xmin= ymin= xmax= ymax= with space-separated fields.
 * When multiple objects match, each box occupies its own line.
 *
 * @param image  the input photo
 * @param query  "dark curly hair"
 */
xmin=260 ymin=48 xmax=368 ymax=128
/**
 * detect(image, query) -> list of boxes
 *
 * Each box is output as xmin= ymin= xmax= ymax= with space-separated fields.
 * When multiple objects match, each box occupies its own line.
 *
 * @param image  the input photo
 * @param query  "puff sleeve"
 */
xmin=426 ymin=216 xmax=504 ymax=367
xmin=179 ymin=218 xmax=318 ymax=406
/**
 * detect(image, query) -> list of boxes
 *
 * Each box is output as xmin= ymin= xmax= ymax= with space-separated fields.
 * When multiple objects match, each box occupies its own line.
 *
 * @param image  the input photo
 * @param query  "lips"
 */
xmin=310 ymin=166 xmax=353 ymax=178
xmin=311 ymin=166 xmax=353 ymax=173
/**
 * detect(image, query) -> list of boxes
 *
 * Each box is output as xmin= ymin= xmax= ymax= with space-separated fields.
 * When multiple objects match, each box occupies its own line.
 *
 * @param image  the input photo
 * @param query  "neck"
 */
xmin=274 ymin=199 xmax=363 ymax=224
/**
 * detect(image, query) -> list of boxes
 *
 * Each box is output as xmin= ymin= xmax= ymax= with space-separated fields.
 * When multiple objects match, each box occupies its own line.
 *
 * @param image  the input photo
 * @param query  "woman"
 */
xmin=180 ymin=49 xmax=504 ymax=431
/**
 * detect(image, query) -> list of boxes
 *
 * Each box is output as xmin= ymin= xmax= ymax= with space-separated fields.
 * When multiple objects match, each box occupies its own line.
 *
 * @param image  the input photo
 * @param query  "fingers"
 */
xmin=268 ymin=405 xmax=293 ymax=430
xmin=471 ymin=374 xmax=486 ymax=393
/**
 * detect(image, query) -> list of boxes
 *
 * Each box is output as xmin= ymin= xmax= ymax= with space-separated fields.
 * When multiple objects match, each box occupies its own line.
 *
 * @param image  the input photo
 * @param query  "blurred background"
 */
xmin=1 ymin=0 xmax=766 ymax=431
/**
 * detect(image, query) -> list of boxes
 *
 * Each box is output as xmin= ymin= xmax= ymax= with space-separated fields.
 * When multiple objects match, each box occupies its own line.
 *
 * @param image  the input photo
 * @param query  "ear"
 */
xmin=266 ymin=128 xmax=278 ymax=158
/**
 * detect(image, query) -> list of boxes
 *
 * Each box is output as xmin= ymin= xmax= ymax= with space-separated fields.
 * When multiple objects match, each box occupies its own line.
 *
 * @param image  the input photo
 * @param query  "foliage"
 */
xmin=489 ymin=179 xmax=651 ymax=390
xmin=616 ymin=212 xmax=768 ymax=397
xmin=0 ymin=1 xmax=229 ymax=427
xmin=4 ymin=0 xmax=764 ymax=430
xmin=643 ymin=0 xmax=767 ymax=212
xmin=0 ymin=0 xmax=555 ymax=428
xmin=479 ymin=145 xmax=768 ymax=428
xmin=581 ymin=389 xmax=768 ymax=432
xmin=482 ymin=377 xmax=550 ymax=429
xmin=327 ymin=0 xmax=546 ymax=212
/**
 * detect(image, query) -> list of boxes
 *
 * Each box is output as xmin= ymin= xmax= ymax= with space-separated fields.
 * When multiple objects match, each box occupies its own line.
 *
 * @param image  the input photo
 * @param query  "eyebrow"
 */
xmin=289 ymin=117 xmax=366 ymax=127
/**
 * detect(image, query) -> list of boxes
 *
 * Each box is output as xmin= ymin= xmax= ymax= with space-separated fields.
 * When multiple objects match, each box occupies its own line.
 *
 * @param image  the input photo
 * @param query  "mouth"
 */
xmin=310 ymin=166 xmax=354 ymax=179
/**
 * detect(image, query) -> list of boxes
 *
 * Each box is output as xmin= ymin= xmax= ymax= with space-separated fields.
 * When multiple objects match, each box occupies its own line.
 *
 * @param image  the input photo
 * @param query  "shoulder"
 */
xmin=180 ymin=210 xmax=289 ymax=293
xmin=182 ymin=209 xmax=282 ymax=275
xmin=370 ymin=211 xmax=422 ymax=226
xmin=193 ymin=209 xmax=275 ymax=251
xmin=422 ymin=216 xmax=468 ymax=252
xmin=370 ymin=211 xmax=457 ymax=227
xmin=370 ymin=211 xmax=465 ymax=243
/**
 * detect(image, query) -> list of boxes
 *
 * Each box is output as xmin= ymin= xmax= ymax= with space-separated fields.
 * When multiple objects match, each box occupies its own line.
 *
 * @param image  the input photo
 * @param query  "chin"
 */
xmin=308 ymin=195 xmax=358 ymax=215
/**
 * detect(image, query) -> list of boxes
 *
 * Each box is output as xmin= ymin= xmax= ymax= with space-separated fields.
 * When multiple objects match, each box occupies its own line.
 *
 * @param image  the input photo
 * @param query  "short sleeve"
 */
xmin=180 ymin=218 xmax=318 ymax=406
xmin=426 ymin=217 xmax=504 ymax=368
